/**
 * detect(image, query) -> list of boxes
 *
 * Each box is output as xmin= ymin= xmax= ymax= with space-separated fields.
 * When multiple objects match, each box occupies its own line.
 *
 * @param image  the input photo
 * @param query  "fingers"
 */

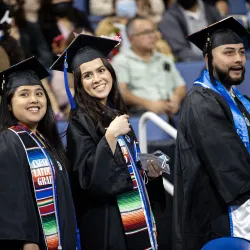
xmin=147 ymin=160 xmax=162 ymax=178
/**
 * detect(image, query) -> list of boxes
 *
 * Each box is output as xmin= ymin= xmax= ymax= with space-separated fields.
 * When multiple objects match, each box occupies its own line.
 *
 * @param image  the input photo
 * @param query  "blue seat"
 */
xmin=228 ymin=0 xmax=248 ymax=15
xmin=176 ymin=61 xmax=205 ymax=90
xmin=73 ymin=0 xmax=87 ymax=12
xmin=202 ymin=237 xmax=250 ymax=250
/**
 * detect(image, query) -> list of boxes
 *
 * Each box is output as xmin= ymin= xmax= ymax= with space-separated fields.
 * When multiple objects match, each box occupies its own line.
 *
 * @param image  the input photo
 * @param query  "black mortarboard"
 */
xmin=50 ymin=34 xmax=120 ymax=73
xmin=0 ymin=56 xmax=50 ymax=95
xmin=50 ymin=33 xmax=120 ymax=109
xmin=187 ymin=16 xmax=250 ymax=56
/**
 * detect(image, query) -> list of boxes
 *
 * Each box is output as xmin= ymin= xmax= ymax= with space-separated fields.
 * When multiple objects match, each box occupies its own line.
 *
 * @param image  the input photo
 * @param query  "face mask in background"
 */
xmin=115 ymin=0 xmax=137 ymax=18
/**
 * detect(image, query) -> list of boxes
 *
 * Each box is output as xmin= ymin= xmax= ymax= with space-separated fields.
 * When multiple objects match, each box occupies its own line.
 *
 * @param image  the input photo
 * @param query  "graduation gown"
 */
xmin=67 ymin=109 xmax=165 ymax=250
xmin=0 ymin=129 xmax=77 ymax=249
xmin=173 ymin=86 xmax=250 ymax=250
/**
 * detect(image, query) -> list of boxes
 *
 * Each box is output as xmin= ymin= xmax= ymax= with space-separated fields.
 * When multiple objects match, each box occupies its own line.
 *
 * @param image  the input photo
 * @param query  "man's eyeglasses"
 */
xmin=131 ymin=29 xmax=156 ymax=37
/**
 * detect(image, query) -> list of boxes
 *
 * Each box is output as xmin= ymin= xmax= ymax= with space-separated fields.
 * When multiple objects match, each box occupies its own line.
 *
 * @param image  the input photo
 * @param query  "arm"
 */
xmin=67 ymin=114 xmax=133 ymax=197
xmin=189 ymin=89 xmax=250 ymax=204
xmin=171 ymin=85 xmax=186 ymax=105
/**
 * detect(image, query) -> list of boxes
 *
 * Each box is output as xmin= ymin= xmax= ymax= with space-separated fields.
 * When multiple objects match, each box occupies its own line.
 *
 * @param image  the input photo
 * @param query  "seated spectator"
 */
xmin=203 ymin=0 xmax=229 ymax=16
xmin=112 ymin=16 xmax=186 ymax=117
xmin=159 ymin=0 xmax=221 ymax=61
xmin=39 ymin=0 xmax=93 ymax=59
xmin=89 ymin=0 xmax=165 ymax=22
xmin=4 ymin=0 xmax=54 ymax=68
xmin=96 ymin=0 xmax=173 ymax=59
xmin=0 ymin=0 xmax=25 ymax=65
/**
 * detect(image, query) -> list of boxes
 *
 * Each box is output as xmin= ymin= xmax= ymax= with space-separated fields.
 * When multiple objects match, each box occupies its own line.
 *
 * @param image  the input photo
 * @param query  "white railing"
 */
xmin=138 ymin=112 xmax=177 ymax=196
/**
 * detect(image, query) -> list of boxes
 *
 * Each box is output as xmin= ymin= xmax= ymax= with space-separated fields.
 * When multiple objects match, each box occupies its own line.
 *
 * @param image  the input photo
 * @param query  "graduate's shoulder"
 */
xmin=68 ymin=108 xmax=96 ymax=135
xmin=185 ymin=85 xmax=227 ymax=106
xmin=0 ymin=128 xmax=22 ymax=144
xmin=0 ymin=128 xmax=25 ymax=156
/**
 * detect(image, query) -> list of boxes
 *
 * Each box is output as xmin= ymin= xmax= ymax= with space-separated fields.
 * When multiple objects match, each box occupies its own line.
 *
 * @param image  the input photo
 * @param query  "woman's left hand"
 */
xmin=147 ymin=160 xmax=162 ymax=178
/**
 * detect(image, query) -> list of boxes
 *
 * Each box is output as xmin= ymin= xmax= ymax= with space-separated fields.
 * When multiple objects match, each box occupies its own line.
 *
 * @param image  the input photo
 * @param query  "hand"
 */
xmin=147 ymin=160 xmax=162 ymax=178
xmin=167 ymin=100 xmax=180 ymax=115
xmin=144 ymin=100 xmax=171 ymax=114
xmin=23 ymin=243 xmax=40 ymax=250
xmin=106 ymin=114 xmax=131 ymax=138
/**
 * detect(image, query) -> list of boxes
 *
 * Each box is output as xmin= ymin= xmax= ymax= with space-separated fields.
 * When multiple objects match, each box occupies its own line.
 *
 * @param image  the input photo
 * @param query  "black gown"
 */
xmin=0 ymin=129 xmax=77 ymax=249
xmin=67 ymin=109 xmax=165 ymax=250
xmin=173 ymin=86 xmax=250 ymax=250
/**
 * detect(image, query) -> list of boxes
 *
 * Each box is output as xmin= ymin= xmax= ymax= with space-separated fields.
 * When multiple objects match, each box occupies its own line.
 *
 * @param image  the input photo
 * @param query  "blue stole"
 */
xmin=194 ymin=70 xmax=250 ymax=153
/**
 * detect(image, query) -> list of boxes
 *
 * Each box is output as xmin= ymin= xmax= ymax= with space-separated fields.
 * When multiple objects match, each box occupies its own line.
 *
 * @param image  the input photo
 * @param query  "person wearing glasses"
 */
xmin=112 ymin=16 xmax=186 ymax=117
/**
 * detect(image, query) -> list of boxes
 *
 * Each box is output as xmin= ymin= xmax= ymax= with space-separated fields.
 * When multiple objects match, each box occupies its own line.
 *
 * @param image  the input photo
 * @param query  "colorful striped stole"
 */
xmin=9 ymin=124 xmax=62 ymax=250
xmin=117 ymin=135 xmax=157 ymax=250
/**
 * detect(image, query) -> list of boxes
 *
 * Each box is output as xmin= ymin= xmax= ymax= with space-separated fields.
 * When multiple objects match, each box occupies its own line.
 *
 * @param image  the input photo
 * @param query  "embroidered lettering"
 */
xmin=37 ymin=176 xmax=52 ymax=186
xmin=32 ymin=159 xmax=49 ymax=168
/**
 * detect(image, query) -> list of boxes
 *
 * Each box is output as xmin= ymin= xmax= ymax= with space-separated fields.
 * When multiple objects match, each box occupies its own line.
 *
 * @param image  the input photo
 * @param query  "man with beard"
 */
xmin=173 ymin=16 xmax=250 ymax=250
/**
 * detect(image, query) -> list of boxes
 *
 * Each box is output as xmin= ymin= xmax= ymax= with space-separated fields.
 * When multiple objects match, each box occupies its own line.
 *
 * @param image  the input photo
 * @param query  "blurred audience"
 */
xmin=0 ymin=0 xmax=25 ymax=65
xmin=203 ymin=0 xmax=229 ymax=16
xmin=159 ymin=0 xmax=221 ymax=61
xmin=89 ymin=0 xmax=165 ymax=23
xmin=96 ymin=0 xmax=173 ymax=58
xmin=39 ymin=0 xmax=93 ymax=59
xmin=4 ymin=0 xmax=53 ymax=68
xmin=112 ymin=16 xmax=186 ymax=117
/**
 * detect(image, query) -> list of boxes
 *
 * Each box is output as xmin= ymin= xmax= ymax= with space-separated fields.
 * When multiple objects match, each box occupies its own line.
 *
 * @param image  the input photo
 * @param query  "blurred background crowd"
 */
xmin=0 ymin=0 xmax=249 ymax=121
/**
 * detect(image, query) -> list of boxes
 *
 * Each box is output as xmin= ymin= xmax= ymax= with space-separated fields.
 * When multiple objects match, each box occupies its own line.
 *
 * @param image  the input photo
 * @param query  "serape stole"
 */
xmin=117 ymin=135 xmax=157 ymax=250
xmin=9 ymin=124 xmax=62 ymax=250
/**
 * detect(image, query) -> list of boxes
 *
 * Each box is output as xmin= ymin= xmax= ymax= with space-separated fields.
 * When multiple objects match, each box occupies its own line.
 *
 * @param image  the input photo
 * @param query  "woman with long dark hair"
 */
xmin=0 ymin=57 xmax=80 ymax=250
xmin=51 ymin=34 xmax=163 ymax=250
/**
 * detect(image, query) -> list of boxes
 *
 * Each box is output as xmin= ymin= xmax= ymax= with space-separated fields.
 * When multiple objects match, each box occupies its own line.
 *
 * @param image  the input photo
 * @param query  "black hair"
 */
xmin=0 ymin=83 xmax=69 ymax=170
xmin=204 ymin=34 xmax=216 ymax=85
xmin=72 ymin=58 xmax=128 ymax=133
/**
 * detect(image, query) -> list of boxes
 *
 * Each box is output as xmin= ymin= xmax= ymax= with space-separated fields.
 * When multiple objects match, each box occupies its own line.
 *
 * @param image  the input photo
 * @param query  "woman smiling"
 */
xmin=0 ymin=57 xmax=80 ymax=250
xmin=51 ymin=34 xmax=163 ymax=250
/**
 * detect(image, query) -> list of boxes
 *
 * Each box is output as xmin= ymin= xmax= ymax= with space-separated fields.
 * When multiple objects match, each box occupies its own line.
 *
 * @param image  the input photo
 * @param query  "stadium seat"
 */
xmin=176 ymin=61 xmax=205 ymax=90
xmin=202 ymin=237 xmax=250 ymax=250
xmin=73 ymin=0 xmax=87 ymax=12
xmin=228 ymin=0 xmax=248 ymax=15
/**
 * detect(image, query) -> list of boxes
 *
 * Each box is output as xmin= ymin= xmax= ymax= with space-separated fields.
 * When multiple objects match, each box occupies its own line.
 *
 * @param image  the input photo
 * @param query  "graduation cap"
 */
xmin=187 ymin=16 xmax=250 ymax=56
xmin=50 ymin=33 xmax=120 ymax=109
xmin=0 ymin=56 xmax=50 ymax=95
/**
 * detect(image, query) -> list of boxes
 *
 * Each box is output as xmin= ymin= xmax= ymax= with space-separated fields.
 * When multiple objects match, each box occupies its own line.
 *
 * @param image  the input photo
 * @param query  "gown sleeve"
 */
xmin=187 ymin=88 xmax=250 ymax=204
xmin=0 ymin=130 xmax=41 ymax=247
xmin=67 ymin=113 xmax=133 ymax=197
